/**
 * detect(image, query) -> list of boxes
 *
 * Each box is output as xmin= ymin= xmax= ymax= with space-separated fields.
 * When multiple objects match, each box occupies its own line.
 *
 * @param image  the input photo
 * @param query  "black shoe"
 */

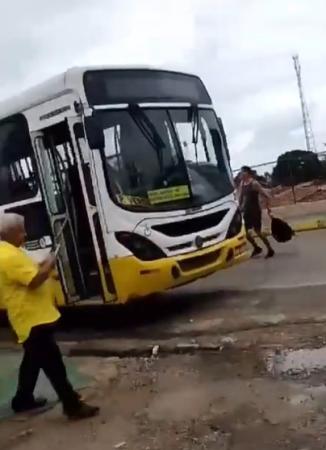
xmin=65 ymin=402 xmax=100 ymax=421
xmin=251 ymin=247 xmax=263 ymax=258
xmin=12 ymin=397 xmax=48 ymax=413
xmin=265 ymin=249 xmax=275 ymax=259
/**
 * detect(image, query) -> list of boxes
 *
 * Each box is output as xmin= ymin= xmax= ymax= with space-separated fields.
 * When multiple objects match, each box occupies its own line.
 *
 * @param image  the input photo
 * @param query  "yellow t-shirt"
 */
xmin=0 ymin=241 xmax=60 ymax=343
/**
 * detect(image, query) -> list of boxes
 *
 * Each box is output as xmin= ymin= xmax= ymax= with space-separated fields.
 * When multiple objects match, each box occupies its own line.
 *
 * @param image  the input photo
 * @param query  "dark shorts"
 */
xmin=244 ymin=209 xmax=262 ymax=232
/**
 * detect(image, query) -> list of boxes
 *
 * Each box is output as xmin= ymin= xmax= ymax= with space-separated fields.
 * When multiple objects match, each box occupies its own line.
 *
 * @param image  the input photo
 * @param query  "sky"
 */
xmin=1 ymin=0 xmax=326 ymax=170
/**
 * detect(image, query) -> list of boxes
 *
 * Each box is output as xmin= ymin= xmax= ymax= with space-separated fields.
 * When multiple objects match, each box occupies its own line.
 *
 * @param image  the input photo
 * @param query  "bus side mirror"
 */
xmin=84 ymin=116 xmax=105 ymax=150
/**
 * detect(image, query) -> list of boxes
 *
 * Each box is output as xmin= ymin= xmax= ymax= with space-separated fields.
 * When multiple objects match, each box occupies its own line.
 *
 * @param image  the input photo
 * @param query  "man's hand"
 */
xmin=52 ymin=272 xmax=60 ymax=281
xmin=30 ymin=253 xmax=57 ymax=289
xmin=39 ymin=253 xmax=56 ymax=270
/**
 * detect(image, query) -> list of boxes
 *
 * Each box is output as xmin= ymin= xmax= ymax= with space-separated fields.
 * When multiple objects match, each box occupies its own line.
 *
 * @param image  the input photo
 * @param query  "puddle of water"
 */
xmin=266 ymin=347 xmax=326 ymax=377
xmin=289 ymin=394 xmax=311 ymax=406
xmin=251 ymin=314 xmax=286 ymax=326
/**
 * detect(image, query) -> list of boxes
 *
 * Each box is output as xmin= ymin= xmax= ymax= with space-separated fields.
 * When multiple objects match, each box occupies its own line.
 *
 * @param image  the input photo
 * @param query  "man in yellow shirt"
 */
xmin=0 ymin=213 xmax=99 ymax=420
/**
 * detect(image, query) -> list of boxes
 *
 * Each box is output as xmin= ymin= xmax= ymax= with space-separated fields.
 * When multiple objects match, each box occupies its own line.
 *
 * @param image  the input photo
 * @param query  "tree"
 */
xmin=320 ymin=157 xmax=326 ymax=180
xmin=272 ymin=150 xmax=322 ymax=186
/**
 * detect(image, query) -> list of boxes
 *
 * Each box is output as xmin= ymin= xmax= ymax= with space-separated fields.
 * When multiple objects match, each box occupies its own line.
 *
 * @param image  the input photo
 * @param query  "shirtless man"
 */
xmin=239 ymin=166 xmax=275 ymax=259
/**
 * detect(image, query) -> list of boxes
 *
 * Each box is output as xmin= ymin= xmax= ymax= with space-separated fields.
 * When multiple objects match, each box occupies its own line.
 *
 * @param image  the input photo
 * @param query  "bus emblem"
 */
xmin=144 ymin=224 xmax=151 ymax=237
xmin=195 ymin=236 xmax=204 ymax=249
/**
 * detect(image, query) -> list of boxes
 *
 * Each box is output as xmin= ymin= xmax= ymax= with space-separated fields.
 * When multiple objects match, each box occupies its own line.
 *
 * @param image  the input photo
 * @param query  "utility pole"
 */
xmin=292 ymin=54 xmax=317 ymax=153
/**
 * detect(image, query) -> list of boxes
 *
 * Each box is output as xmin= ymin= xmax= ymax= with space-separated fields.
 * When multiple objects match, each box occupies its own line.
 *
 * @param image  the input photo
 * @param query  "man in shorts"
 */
xmin=239 ymin=166 xmax=275 ymax=258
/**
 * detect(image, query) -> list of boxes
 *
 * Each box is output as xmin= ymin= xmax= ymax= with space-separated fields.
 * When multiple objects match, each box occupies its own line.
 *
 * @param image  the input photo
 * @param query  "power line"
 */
xmin=292 ymin=54 xmax=317 ymax=153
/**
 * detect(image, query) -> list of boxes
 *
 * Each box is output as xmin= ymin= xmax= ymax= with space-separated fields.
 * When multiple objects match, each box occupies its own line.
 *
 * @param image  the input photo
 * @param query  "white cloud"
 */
xmin=228 ymin=130 xmax=255 ymax=166
xmin=1 ymin=0 xmax=326 ymax=166
xmin=81 ymin=0 xmax=196 ymax=67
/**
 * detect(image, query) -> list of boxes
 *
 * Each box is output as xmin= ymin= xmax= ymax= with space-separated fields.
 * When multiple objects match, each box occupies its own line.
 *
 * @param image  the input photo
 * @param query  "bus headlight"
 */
xmin=226 ymin=209 xmax=243 ymax=239
xmin=115 ymin=232 xmax=166 ymax=261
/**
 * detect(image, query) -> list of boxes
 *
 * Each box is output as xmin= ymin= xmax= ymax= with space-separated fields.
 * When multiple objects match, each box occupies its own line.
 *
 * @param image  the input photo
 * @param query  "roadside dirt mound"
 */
xmin=271 ymin=182 xmax=326 ymax=206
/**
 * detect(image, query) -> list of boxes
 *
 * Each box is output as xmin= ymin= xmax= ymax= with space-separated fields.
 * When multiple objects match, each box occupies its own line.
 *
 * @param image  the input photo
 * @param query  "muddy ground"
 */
xmin=1 ymin=232 xmax=326 ymax=449
xmin=2 ymin=324 xmax=326 ymax=450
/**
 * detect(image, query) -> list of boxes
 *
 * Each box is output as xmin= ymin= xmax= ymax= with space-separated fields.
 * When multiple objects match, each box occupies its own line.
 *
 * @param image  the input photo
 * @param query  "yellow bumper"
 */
xmin=109 ymin=230 xmax=248 ymax=303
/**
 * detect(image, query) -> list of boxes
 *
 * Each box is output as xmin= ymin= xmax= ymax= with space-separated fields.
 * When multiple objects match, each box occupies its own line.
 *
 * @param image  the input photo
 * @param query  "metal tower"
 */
xmin=292 ymin=54 xmax=317 ymax=153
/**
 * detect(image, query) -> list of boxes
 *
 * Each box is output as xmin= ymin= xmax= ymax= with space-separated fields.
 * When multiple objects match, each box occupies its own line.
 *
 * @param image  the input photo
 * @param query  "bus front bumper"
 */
xmin=109 ymin=230 xmax=249 ymax=303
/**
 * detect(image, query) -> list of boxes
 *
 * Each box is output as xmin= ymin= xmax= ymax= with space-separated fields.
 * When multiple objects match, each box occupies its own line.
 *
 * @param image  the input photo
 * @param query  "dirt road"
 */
xmin=1 ymin=231 xmax=326 ymax=449
xmin=2 ymin=323 xmax=326 ymax=450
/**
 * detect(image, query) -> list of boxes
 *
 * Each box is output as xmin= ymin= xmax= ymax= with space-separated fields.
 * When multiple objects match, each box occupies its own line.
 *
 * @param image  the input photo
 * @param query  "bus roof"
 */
xmin=0 ymin=65 xmax=188 ymax=121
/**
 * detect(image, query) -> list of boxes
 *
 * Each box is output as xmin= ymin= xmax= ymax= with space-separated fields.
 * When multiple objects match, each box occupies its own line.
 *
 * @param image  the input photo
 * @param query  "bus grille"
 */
xmin=167 ymin=233 xmax=220 ymax=252
xmin=178 ymin=249 xmax=221 ymax=272
xmin=152 ymin=209 xmax=229 ymax=237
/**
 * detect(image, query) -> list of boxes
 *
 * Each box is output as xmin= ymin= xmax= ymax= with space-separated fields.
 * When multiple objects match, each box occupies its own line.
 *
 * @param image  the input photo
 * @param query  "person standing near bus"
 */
xmin=239 ymin=166 xmax=275 ymax=259
xmin=0 ymin=213 xmax=99 ymax=420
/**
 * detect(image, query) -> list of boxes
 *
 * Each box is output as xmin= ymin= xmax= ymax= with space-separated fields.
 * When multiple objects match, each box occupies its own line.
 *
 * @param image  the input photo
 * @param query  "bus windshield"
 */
xmin=98 ymin=107 xmax=233 ymax=211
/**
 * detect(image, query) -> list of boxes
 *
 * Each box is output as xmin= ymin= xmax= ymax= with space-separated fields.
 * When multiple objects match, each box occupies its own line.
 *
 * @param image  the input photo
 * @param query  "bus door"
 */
xmin=31 ymin=120 xmax=111 ymax=302
xmin=67 ymin=116 xmax=115 ymax=303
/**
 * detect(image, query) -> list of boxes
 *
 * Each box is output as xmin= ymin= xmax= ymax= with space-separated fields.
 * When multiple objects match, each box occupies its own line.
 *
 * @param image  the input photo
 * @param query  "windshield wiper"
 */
xmin=190 ymin=105 xmax=200 ymax=164
xmin=190 ymin=105 xmax=200 ymax=145
xmin=113 ymin=125 xmax=122 ymax=171
xmin=128 ymin=104 xmax=165 ymax=172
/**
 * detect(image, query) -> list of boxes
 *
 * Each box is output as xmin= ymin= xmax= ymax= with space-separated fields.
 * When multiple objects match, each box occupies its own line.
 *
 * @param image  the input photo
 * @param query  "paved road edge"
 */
xmin=263 ymin=217 xmax=326 ymax=235
xmin=2 ymin=312 xmax=326 ymax=358
xmin=64 ymin=314 xmax=326 ymax=357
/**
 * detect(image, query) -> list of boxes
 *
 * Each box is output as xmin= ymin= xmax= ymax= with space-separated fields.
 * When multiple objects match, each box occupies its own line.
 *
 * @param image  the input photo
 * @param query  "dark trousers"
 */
xmin=14 ymin=323 xmax=80 ymax=413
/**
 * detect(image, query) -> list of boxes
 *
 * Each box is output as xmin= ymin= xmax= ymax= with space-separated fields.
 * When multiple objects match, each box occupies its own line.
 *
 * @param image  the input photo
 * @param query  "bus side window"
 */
xmin=0 ymin=115 xmax=38 ymax=206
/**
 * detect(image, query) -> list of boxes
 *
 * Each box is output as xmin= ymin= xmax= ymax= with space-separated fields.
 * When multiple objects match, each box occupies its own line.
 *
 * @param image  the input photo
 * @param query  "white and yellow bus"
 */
xmin=0 ymin=66 xmax=247 ymax=307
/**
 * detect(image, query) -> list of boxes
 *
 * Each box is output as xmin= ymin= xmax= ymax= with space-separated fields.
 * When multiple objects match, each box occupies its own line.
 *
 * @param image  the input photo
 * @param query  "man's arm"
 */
xmin=253 ymin=181 xmax=272 ymax=211
xmin=237 ymin=181 xmax=244 ymax=211
xmin=29 ymin=254 xmax=56 ymax=289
